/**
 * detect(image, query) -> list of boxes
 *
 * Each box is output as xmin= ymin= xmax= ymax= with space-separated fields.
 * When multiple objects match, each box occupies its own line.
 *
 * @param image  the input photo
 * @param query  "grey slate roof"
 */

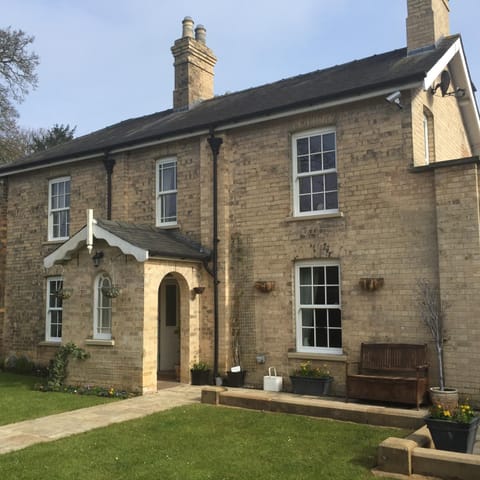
xmin=0 ymin=35 xmax=460 ymax=174
xmin=96 ymin=219 xmax=211 ymax=261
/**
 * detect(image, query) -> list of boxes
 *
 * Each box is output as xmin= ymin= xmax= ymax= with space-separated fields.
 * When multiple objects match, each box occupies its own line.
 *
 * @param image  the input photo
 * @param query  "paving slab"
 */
xmin=0 ymin=384 xmax=201 ymax=455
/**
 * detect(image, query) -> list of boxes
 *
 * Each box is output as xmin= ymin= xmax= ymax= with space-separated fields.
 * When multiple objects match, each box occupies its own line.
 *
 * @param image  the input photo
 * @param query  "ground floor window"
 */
xmin=94 ymin=273 xmax=112 ymax=340
xmin=46 ymin=277 xmax=63 ymax=341
xmin=295 ymin=260 xmax=342 ymax=353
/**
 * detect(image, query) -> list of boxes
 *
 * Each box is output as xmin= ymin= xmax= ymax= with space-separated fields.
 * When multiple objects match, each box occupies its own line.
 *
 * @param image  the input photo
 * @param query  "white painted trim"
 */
xmin=93 ymin=272 xmax=113 ymax=341
xmin=422 ymin=38 xmax=480 ymax=154
xmin=291 ymin=128 xmax=338 ymax=217
xmin=0 ymin=82 xmax=422 ymax=178
xmin=92 ymin=224 xmax=149 ymax=262
xmin=43 ymin=220 xmax=149 ymax=268
xmin=45 ymin=276 xmax=63 ymax=342
xmin=0 ymin=153 xmax=102 ymax=177
xmin=47 ymin=176 xmax=71 ymax=242
xmin=215 ymin=84 xmax=421 ymax=134
xmin=155 ymin=157 xmax=178 ymax=227
xmin=295 ymin=260 xmax=343 ymax=355
xmin=423 ymin=39 xmax=461 ymax=90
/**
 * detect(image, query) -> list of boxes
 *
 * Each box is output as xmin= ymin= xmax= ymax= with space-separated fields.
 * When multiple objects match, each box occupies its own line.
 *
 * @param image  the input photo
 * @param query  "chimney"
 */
xmin=406 ymin=0 xmax=450 ymax=54
xmin=171 ymin=17 xmax=217 ymax=111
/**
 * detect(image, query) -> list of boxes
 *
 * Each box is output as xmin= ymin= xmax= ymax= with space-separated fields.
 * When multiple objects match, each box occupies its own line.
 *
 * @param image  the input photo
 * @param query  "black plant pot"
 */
xmin=226 ymin=370 xmax=246 ymax=387
xmin=425 ymin=416 xmax=480 ymax=453
xmin=190 ymin=369 xmax=211 ymax=385
xmin=290 ymin=375 xmax=333 ymax=396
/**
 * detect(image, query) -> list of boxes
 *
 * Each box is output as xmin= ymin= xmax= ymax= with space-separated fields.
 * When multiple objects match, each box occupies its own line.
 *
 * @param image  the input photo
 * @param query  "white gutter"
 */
xmin=109 ymin=83 xmax=420 ymax=153
xmin=0 ymin=152 xmax=102 ymax=178
xmin=2 ymin=81 xmax=422 ymax=178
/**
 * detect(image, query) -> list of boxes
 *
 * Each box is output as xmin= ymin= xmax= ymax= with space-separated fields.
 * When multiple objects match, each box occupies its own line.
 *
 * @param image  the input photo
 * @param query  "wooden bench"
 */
xmin=346 ymin=343 xmax=428 ymax=409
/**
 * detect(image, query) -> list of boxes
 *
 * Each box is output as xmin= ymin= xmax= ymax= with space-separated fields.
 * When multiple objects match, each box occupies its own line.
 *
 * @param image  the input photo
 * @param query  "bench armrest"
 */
xmin=416 ymin=364 xmax=428 ymax=371
xmin=416 ymin=364 xmax=428 ymax=379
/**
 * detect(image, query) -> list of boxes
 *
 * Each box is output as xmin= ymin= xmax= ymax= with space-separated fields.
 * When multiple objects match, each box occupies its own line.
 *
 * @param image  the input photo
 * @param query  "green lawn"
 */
xmin=0 ymin=371 xmax=117 ymax=425
xmin=0 ymin=403 xmax=405 ymax=480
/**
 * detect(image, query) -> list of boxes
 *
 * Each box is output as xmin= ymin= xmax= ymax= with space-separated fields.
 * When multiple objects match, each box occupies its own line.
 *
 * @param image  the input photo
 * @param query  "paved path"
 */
xmin=0 ymin=383 xmax=202 ymax=455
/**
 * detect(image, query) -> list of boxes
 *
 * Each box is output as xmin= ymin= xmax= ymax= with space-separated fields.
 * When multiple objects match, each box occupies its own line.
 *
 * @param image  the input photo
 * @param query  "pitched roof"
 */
xmin=2 ymin=35 xmax=461 ymax=174
xmin=96 ymin=219 xmax=210 ymax=261
xmin=44 ymin=218 xmax=210 ymax=268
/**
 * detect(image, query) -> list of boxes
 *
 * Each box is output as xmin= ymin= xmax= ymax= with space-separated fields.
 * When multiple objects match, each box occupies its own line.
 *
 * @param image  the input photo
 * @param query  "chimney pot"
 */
xmin=195 ymin=25 xmax=207 ymax=44
xmin=182 ymin=16 xmax=194 ymax=39
xmin=172 ymin=18 xmax=216 ymax=111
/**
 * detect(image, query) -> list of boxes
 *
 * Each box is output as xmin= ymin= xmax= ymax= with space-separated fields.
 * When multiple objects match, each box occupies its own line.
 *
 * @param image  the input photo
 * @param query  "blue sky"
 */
xmin=2 ymin=0 xmax=479 ymax=136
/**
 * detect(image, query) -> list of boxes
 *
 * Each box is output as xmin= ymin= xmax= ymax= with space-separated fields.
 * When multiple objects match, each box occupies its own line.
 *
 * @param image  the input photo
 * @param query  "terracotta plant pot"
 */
xmin=429 ymin=387 xmax=459 ymax=411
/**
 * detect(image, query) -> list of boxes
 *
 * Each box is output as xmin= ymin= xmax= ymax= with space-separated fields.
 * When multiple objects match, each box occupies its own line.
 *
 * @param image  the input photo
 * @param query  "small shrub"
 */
xmin=15 ymin=355 xmax=36 ymax=374
xmin=4 ymin=354 xmax=36 ymax=374
xmin=47 ymin=342 xmax=89 ymax=391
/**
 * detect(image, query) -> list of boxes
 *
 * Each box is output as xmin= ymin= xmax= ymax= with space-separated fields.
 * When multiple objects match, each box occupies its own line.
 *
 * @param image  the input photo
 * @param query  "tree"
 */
xmin=0 ymin=27 xmax=39 ymax=162
xmin=0 ymin=125 xmax=34 ymax=163
xmin=417 ymin=278 xmax=448 ymax=390
xmin=31 ymin=124 xmax=76 ymax=152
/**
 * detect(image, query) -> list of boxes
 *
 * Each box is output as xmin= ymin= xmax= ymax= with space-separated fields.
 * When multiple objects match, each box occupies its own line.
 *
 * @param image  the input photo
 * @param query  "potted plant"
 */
xmin=190 ymin=361 xmax=211 ymax=385
xmin=290 ymin=361 xmax=333 ymax=396
xmin=425 ymin=401 xmax=479 ymax=453
xmin=55 ymin=287 xmax=73 ymax=300
xmin=102 ymin=285 xmax=121 ymax=298
xmin=417 ymin=279 xmax=458 ymax=409
xmin=226 ymin=365 xmax=246 ymax=387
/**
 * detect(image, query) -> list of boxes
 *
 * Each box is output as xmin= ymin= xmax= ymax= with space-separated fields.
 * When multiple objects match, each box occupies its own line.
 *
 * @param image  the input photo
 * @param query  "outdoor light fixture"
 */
xmin=92 ymin=250 xmax=104 ymax=268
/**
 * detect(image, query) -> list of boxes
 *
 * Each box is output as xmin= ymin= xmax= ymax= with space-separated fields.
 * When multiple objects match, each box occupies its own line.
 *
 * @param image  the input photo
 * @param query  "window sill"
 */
xmin=42 ymin=240 xmax=67 ymax=246
xmin=285 ymin=212 xmax=344 ymax=222
xmin=155 ymin=224 xmax=180 ymax=230
xmin=85 ymin=339 xmax=115 ymax=347
xmin=38 ymin=341 xmax=62 ymax=347
xmin=288 ymin=352 xmax=347 ymax=363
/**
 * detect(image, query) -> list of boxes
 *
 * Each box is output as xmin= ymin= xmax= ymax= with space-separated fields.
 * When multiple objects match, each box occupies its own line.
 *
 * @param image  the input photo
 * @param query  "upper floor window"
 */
xmin=292 ymin=129 xmax=338 ymax=216
xmin=295 ymin=260 xmax=342 ymax=354
xmin=94 ymin=273 xmax=112 ymax=340
xmin=48 ymin=177 xmax=70 ymax=240
xmin=156 ymin=158 xmax=177 ymax=226
xmin=46 ymin=277 xmax=63 ymax=342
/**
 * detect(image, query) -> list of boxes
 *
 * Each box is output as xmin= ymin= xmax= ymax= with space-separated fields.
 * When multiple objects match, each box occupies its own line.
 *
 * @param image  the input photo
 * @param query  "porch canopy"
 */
xmin=44 ymin=218 xmax=210 ymax=268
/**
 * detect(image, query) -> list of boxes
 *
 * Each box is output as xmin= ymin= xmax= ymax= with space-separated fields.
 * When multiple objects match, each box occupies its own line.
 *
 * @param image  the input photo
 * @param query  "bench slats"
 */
xmin=346 ymin=343 xmax=429 ymax=409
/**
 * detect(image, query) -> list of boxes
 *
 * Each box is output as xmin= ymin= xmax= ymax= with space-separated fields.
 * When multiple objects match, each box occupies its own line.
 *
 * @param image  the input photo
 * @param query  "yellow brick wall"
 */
xmin=1 ymin=81 xmax=479 ymax=400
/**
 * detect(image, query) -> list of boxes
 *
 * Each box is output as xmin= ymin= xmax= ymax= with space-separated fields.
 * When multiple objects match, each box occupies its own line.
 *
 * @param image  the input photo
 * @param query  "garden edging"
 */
xmin=201 ymin=387 xmax=480 ymax=480
xmin=376 ymin=425 xmax=480 ymax=479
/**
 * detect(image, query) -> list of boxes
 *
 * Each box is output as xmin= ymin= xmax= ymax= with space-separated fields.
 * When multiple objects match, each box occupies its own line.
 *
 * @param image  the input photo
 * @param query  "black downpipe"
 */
xmin=207 ymin=133 xmax=223 ymax=379
xmin=103 ymin=155 xmax=116 ymax=220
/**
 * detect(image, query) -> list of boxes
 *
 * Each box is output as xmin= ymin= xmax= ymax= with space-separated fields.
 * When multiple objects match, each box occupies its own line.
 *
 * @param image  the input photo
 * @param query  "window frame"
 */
xmin=93 ymin=272 xmax=113 ymax=340
xmin=46 ymin=276 xmax=63 ymax=342
xmin=156 ymin=157 xmax=177 ymax=226
xmin=48 ymin=176 xmax=71 ymax=241
xmin=295 ymin=260 xmax=342 ymax=354
xmin=292 ymin=128 xmax=338 ymax=217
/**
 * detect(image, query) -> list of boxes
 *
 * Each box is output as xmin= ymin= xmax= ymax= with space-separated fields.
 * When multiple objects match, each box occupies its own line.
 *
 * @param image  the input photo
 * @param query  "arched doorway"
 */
xmin=157 ymin=275 xmax=180 ymax=380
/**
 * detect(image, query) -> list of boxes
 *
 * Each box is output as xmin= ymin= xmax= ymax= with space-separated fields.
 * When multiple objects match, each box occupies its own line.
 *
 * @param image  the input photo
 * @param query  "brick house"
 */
xmin=1 ymin=0 xmax=479 ymax=398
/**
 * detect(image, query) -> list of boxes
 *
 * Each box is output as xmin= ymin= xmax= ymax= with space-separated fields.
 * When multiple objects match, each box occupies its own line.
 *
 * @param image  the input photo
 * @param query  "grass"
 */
xmin=0 ymin=371 xmax=118 ymax=425
xmin=0 ymin=403 xmax=406 ymax=480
